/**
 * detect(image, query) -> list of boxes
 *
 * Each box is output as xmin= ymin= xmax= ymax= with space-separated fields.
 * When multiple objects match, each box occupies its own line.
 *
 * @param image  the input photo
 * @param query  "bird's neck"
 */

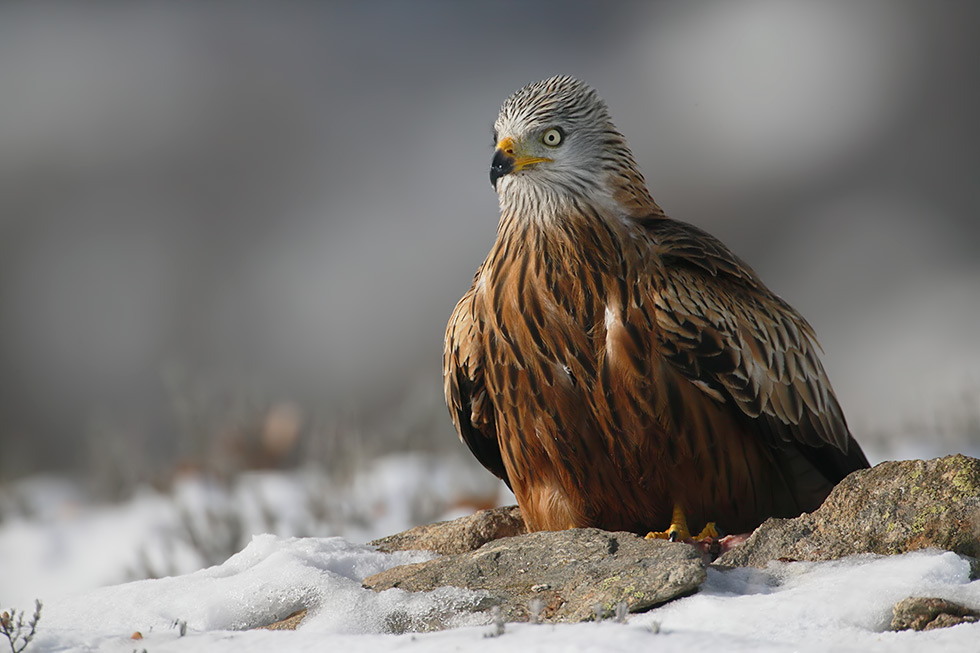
xmin=479 ymin=210 xmax=620 ymax=332
xmin=484 ymin=165 xmax=667 ymax=318
xmin=492 ymin=168 xmax=664 ymax=254
xmin=496 ymin=168 xmax=663 ymax=229
xmin=609 ymin=169 xmax=665 ymax=219
xmin=486 ymin=199 xmax=636 ymax=305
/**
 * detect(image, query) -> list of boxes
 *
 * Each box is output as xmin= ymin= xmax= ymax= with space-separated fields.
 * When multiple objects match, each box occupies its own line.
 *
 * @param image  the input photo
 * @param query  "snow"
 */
xmin=2 ymin=457 xmax=980 ymax=652
xmin=0 ymin=454 xmax=508 ymax=606
xmin=37 ymin=535 xmax=488 ymax=651
xmin=0 ymin=486 xmax=181 ymax=605
xmin=21 ymin=543 xmax=980 ymax=653
xmin=643 ymin=551 xmax=980 ymax=651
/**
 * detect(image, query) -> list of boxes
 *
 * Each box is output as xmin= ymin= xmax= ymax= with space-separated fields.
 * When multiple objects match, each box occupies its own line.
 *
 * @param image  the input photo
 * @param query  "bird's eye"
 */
xmin=541 ymin=128 xmax=563 ymax=147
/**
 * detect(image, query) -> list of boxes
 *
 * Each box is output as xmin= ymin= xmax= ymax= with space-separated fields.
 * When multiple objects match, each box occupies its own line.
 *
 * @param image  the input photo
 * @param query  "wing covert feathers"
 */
xmin=647 ymin=218 xmax=855 ymax=455
xmin=444 ymin=280 xmax=511 ymax=488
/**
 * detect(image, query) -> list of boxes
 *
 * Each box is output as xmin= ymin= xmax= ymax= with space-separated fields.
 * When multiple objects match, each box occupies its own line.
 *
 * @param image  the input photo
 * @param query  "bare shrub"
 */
xmin=0 ymin=600 xmax=42 ymax=653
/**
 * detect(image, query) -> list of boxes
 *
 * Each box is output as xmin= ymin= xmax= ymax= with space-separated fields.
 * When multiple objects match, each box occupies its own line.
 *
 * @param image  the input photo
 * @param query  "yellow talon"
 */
xmin=644 ymin=505 xmax=717 ymax=542
xmin=645 ymin=503 xmax=690 ymax=541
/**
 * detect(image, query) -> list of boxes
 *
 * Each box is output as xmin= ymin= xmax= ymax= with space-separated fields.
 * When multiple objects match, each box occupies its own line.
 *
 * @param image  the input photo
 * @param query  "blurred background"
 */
xmin=1 ymin=0 xmax=979 ymax=601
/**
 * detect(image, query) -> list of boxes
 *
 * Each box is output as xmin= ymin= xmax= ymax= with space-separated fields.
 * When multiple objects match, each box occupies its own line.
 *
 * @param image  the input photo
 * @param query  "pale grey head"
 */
xmin=489 ymin=75 xmax=646 ymax=216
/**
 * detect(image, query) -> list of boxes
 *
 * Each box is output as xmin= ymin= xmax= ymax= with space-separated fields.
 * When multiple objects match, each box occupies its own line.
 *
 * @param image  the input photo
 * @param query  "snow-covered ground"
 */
xmin=0 ymin=454 xmax=507 ymax=607
xmin=20 ymin=540 xmax=980 ymax=652
xmin=2 ymin=453 xmax=979 ymax=652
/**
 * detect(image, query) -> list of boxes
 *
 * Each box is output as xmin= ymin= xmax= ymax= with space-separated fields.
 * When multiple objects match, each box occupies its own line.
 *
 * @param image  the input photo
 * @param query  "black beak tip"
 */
xmin=490 ymin=149 xmax=514 ymax=189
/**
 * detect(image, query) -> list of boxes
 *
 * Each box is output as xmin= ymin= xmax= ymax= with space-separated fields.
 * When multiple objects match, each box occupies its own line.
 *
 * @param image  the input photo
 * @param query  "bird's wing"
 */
xmin=444 ymin=280 xmax=511 ymax=488
xmin=645 ymin=218 xmax=860 ymax=459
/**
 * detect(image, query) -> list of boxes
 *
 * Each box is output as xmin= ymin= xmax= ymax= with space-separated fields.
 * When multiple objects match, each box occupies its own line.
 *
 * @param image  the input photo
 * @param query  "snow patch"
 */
xmin=37 ymin=535 xmax=488 ymax=651
xmin=26 ymin=546 xmax=980 ymax=652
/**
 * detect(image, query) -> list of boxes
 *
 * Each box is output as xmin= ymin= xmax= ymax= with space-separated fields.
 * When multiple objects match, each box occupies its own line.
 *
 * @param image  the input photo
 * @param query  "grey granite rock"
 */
xmin=370 ymin=505 xmax=525 ymax=556
xmin=890 ymin=597 xmax=980 ymax=631
xmin=717 ymin=455 xmax=980 ymax=570
xmin=364 ymin=528 xmax=705 ymax=623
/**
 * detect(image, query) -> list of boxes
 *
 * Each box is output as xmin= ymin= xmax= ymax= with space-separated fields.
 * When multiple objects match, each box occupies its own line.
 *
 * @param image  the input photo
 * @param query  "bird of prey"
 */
xmin=443 ymin=75 xmax=869 ymax=540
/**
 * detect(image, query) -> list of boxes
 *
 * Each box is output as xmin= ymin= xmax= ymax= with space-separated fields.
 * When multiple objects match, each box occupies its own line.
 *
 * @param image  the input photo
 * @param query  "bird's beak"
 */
xmin=490 ymin=137 xmax=552 ymax=189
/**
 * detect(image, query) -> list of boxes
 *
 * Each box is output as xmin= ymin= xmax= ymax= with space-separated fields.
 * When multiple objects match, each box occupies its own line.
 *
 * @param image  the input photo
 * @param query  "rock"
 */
xmin=717 ymin=455 xmax=980 ymax=569
xmin=363 ymin=528 xmax=705 ymax=623
xmin=369 ymin=505 xmax=526 ymax=555
xmin=890 ymin=597 xmax=980 ymax=631
xmin=256 ymin=609 xmax=307 ymax=631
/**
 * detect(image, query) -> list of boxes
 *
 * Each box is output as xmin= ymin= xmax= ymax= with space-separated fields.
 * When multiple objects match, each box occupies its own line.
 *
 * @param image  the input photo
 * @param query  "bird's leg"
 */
xmin=645 ymin=503 xmax=718 ymax=542
xmin=696 ymin=521 xmax=719 ymax=540
xmin=645 ymin=503 xmax=691 ymax=541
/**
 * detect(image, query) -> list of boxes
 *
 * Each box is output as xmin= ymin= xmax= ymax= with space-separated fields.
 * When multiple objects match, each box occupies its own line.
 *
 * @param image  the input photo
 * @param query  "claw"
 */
xmin=645 ymin=503 xmax=699 ymax=542
xmin=645 ymin=505 xmax=748 ymax=562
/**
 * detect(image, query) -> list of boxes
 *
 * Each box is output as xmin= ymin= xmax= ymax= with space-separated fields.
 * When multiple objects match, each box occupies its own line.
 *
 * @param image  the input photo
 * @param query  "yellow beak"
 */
xmin=490 ymin=137 xmax=552 ymax=188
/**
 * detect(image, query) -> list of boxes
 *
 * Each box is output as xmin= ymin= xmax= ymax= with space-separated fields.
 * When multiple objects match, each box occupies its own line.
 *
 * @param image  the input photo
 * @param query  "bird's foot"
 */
xmin=644 ymin=504 xmax=747 ymax=561
xmin=644 ymin=503 xmax=717 ymax=542
xmin=645 ymin=521 xmax=718 ymax=543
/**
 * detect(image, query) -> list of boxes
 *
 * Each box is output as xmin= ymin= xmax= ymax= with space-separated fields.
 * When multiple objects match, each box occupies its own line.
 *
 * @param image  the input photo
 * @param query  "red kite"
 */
xmin=444 ymin=76 xmax=869 ymax=539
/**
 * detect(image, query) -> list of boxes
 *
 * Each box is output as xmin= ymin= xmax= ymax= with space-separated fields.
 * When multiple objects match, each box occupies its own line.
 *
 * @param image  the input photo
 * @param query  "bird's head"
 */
xmin=490 ymin=75 xmax=652 ymax=217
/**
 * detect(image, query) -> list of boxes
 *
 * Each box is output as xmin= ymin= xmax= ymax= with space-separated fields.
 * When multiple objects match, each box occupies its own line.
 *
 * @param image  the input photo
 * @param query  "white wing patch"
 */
xmin=692 ymin=379 xmax=726 ymax=403
xmin=604 ymin=305 xmax=619 ymax=359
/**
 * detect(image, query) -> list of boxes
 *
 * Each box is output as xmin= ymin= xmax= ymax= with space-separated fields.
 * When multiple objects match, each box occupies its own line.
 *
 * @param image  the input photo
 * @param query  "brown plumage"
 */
xmin=444 ymin=76 xmax=869 ymax=536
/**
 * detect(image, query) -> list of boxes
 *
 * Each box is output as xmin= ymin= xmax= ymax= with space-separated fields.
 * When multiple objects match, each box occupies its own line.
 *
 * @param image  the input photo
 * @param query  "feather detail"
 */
xmin=444 ymin=76 xmax=869 ymax=536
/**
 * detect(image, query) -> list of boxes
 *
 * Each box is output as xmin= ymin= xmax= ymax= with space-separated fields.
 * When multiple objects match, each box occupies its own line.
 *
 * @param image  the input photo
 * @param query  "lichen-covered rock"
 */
xmin=369 ymin=505 xmax=525 ymax=555
xmin=363 ymin=528 xmax=705 ymax=623
xmin=717 ymin=455 xmax=980 ymax=569
xmin=890 ymin=597 xmax=980 ymax=631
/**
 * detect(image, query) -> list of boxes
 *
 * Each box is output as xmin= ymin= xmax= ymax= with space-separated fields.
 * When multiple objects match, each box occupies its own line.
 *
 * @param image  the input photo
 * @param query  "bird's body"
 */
xmin=444 ymin=76 xmax=868 ymax=536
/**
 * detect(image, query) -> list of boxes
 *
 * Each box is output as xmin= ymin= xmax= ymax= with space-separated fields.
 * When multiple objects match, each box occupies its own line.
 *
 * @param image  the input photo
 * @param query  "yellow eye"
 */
xmin=541 ymin=128 xmax=563 ymax=147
